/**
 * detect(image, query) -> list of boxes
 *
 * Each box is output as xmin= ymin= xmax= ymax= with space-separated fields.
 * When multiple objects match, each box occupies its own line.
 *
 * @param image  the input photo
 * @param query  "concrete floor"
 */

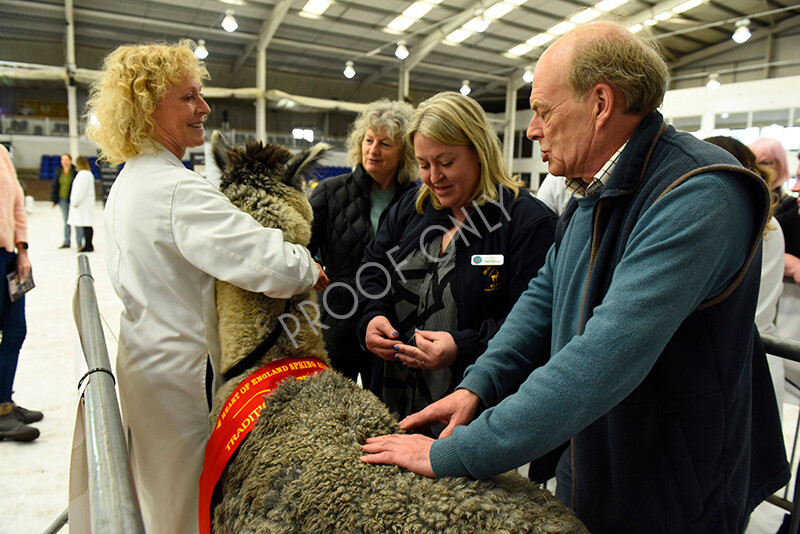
xmin=0 ymin=200 xmax=794 ymax=533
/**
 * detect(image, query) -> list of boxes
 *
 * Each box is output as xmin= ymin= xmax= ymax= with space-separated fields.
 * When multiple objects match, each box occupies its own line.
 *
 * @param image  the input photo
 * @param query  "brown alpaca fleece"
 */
xmin=208 ymin=132 xmax=587 ymax=533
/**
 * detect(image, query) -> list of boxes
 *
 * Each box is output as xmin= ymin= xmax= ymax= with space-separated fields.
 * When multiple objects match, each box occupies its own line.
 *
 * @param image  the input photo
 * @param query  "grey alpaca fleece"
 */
xmin=208 ymin=132 xmax=587 ymax=533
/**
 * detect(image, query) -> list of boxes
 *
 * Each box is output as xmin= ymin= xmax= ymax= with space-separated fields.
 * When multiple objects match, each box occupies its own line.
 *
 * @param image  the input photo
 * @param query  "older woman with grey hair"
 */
xmin=308 ymin=98 xmax=416 ymax=387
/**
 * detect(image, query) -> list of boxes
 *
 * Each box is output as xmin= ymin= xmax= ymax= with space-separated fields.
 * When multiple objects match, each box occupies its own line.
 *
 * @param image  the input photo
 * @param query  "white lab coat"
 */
xmin=104 ymin=145 xmax=318 ymax=534
xmin=534 ymin=173 xmax=571 ymax=215
xmin=67 ymin=169 xmax=95 ymax=227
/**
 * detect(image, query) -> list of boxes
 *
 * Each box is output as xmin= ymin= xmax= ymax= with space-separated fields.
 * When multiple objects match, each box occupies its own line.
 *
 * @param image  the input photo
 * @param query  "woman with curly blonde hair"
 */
xmin=308 ymin=98 xmax=416 ymax=387
xmin=86 ymin=41 xmax=322 ymax=534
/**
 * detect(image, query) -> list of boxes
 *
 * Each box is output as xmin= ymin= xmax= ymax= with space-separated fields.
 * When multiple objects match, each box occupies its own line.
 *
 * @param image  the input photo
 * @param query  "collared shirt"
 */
xmin=564 ymin=141 xmax=628 ymax=198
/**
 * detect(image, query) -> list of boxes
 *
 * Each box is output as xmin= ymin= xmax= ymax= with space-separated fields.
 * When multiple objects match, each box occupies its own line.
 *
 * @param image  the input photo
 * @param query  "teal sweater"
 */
xmin=431 ymin=114 xmax=789 ymax=532
xmin=431 ymin=174 xmax=755 ymax=478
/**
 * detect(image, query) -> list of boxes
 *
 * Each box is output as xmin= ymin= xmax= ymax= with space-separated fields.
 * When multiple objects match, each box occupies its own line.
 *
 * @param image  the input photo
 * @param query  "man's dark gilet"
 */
xmin=553 ymin=114 xmax=789 ymax=533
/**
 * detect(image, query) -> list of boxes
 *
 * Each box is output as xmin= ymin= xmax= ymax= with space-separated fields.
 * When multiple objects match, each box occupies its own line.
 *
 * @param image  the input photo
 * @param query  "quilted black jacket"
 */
xmin=308 ymin=164 xmax=415 ymax=318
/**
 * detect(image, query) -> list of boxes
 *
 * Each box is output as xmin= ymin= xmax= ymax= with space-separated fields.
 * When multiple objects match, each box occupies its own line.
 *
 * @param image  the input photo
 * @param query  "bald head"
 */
xmin=526 ymin=21 xmax=665 ymax=180
xmin=543 ymin=21 xmax=669 ymax=116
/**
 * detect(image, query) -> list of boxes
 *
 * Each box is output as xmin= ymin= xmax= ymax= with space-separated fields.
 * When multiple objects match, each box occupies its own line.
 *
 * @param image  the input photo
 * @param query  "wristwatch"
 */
xmin=17 ymin=242 xmax=28 ymax=250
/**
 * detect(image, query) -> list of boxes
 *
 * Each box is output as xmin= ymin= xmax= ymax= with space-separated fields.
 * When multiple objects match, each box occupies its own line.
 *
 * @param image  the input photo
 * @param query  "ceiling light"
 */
xmin=706 ymin=73 xmax=720 ymax=90
xmin=549 ymin=21 xmax=575 ymax=35
xmin=302 ymin=0 xmax=331 ymax=16
xmin=672 ymin=0 xmax=703 ymax=14
xmin=343 ymin=61 xmax=355 ymax=79
xmin=527 ymin=33 xmax=554 ymax=47
xmin=385 ymin=0 xmax=439 ymax=33
xmin=395 ymin=40 xmax=409 ymax=60
xmin=446 ymin=29 xmax=472 ymax=43
xmin=732 ymin=18 xmax=751 ymax=43
xmin=221 ymin=9 xmax=238 ymax=32
xmin=595 ymin=0 xmax=628 ymax=11
xmin=194 ymin=39 xmax=208 ymax=59
xmin=628 ymin=23 xmax=643 ymax=33
xmin=654 ymin=12 xmax=672 ymax=21
xmin=387 ymin=16 xmax=415 ymax=32
xmin=464 ymin=16 xmax=490 ymax=33
xmin=484 ymin=2 xmax=514 ymax=19
xmin=460 ymin=80 xmax=471 ymax=96
xmin=507 ymin=43 xmax=533 ymax=56
xmin=404 ymin=1 xmax=434 ymax=19
xmin=644 ymin=18 xmax=657 ymax=26
xmin=522 ymin=65 xmax=534 ymax=83
xmin=571 ymin=9 xmax=600 ymax=24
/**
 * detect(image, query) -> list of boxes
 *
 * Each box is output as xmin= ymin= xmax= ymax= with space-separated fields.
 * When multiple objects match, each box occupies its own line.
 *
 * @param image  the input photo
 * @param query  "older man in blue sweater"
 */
xmin=361 ymin=20 xmax=789 ymax=533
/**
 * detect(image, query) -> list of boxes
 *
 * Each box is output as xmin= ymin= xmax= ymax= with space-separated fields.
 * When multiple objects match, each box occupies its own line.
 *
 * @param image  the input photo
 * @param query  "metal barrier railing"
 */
xmin=71 ymin=255 xmax=144 ymax=533
xmin=0 ymin=115 xmax=83 ymax=137
xmin=0 ymin=114 xmax=348 ymax=151
xmin=41 ymin=509 xmax=67 ymax=534
xmin=762 ymin=333 xmax=800 ymax=534
xmin=763 ymin=334 xmax=800 ymax=365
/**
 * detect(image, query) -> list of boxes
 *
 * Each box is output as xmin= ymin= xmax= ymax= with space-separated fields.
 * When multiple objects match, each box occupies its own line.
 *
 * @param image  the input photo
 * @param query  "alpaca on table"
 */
xmin=203 ymin=131 xmax=587 ymax=534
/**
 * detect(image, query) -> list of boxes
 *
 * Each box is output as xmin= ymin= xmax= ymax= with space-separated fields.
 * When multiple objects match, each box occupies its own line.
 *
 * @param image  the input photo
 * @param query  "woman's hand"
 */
xmin=393 ymin=329 xmax=457 ymax=370
xmin=313 ymin=263 xmax=330 ymax=291
xmin=365 ymin=316 xmax=401 ymax=360
xmin=785 ymin=253 xmax=800 ymax=286
xmin=15 ymin=250 xmax=31 ymax=284
xmin=360 ymin=433 xmax=435 ymax=478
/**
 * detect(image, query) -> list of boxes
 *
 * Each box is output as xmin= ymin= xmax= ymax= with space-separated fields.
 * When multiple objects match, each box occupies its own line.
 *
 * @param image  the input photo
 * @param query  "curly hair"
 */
xmin=85 ymin=40 xmax=209 ymax=164
xmin=345 ymin=99 xmax=416 ymax=186
xmin=567 ymin=22 xmax=669 ymax=116
xmin=406 ymin=91 xmax=522 ymax=214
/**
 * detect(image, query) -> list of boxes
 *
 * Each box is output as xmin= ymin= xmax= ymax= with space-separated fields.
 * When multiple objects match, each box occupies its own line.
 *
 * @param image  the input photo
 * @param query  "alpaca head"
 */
xmin=210 ymin=131 xmax=330 ymax=392
xmin=211 ymin=130 xmax=329 ymax=245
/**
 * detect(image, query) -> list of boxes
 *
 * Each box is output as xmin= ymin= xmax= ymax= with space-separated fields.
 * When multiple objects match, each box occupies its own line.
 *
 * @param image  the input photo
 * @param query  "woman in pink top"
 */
xmin=0 ymin=144 xmax=40 ymax=442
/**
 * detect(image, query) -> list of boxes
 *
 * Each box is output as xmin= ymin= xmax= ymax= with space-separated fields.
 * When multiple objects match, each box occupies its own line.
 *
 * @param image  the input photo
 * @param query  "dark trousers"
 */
xmin=555 ymin=445 xmax=573 ymax=507
xmin=58 ymin=198 xmax=71 ymax=246
xmin=0 ymin=250 xmax=27 ymax=402
xmin=322 ymin=315 xmax=374 ymax=386
xmin=85 ymin=227 xmax=93 ymax=247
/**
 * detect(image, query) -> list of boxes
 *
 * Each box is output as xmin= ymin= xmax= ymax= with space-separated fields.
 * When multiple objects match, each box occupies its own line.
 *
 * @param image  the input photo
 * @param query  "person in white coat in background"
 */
xmin=85 ymin=41 xmax=325 ymax=534
xmin=535 ymin=173 xmax=572 ymax=215
xmin=67 ymin=156 xmax=96 ymax=252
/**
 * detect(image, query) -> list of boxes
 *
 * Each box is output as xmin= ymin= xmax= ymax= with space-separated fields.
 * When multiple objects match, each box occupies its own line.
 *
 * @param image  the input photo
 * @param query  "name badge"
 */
xmin=471 ymin=254 xmax=504 ymax=266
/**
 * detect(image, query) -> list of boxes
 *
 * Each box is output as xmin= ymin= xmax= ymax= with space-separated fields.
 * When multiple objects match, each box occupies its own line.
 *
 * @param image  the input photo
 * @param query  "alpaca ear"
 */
xmin=282 ymin=143 xmax=330 ymax=191
xmin=211 ymin=130 xmax=232 ymax=172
